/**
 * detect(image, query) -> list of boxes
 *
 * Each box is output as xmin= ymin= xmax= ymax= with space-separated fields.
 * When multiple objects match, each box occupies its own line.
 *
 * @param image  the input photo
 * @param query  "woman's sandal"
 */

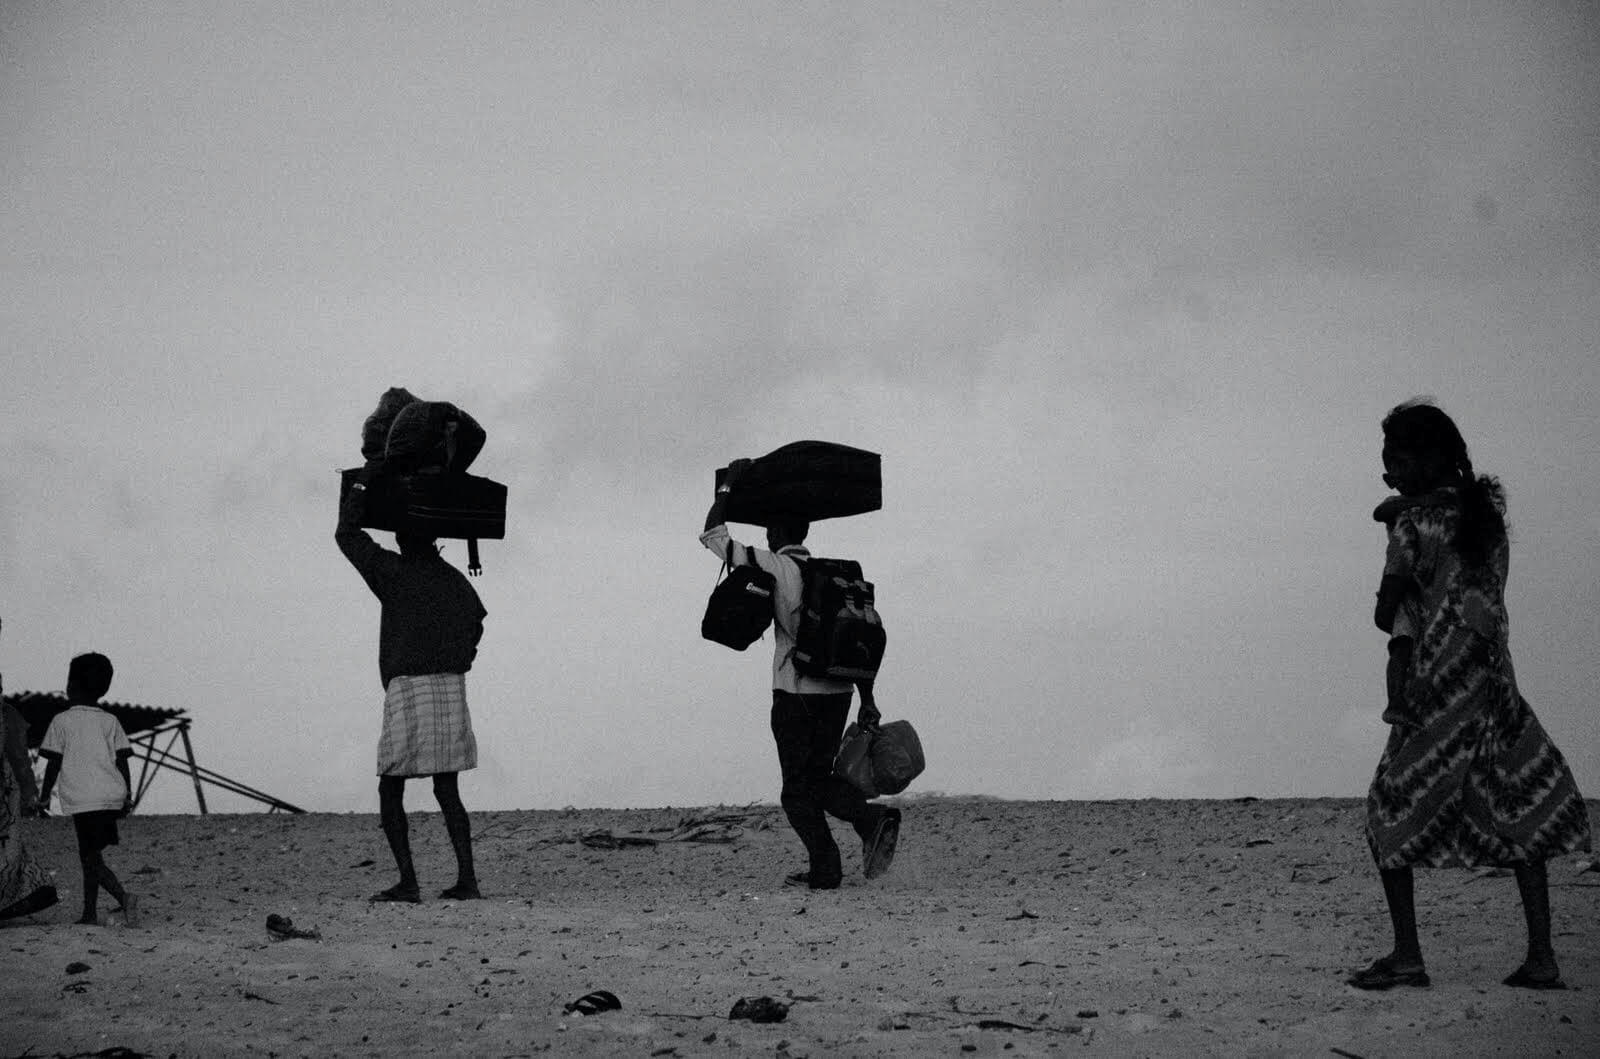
xmin=1347 ymin=956 xmax=1431 ymax=990
xmin=1502 ymin=966 xmax=1566 ymax=990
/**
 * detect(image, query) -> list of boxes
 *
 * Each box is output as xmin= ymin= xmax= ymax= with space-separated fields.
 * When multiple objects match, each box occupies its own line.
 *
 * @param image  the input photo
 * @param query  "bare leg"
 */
xmin=433 ymin=773 xmax=479 ymax=898
xmin=1380 ymin=866 xmax=1425 ymax=968
xmin=372 ymin=775 xmax=419 ymax=902
xmin=97 ymin=861 xmax=128 ymax=915
xmin=1505 ymin=860 xmax=1563 ymax=987
xmin=78 ymin=853 xmax=101 ymax=925
xmin=1348 ymin=866 xmax=1429 ymax=988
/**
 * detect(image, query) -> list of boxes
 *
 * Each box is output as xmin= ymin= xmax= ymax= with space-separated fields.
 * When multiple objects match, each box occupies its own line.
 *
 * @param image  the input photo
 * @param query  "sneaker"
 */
xmin=863 ymin=808 xmax=901 ymax=879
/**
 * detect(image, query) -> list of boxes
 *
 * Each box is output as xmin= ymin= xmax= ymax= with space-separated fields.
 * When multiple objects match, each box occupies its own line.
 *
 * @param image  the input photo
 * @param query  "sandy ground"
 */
xmin=1 ymin=797 xmax=1595 ymax=1058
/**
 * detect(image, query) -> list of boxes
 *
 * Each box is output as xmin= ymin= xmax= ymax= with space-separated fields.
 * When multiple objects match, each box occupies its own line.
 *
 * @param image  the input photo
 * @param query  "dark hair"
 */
xmin=68 ymin=652 xmax=115 ymax=701
xmin=1381 ymin=398 xmax=1507 ymax=566
xmin=769 ymin=516 xmax=810 ymax=544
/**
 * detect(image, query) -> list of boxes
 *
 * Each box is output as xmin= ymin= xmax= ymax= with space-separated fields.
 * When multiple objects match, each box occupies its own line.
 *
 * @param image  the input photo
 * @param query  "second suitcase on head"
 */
xmin=339 ymin=469 xmax=507 ymax=542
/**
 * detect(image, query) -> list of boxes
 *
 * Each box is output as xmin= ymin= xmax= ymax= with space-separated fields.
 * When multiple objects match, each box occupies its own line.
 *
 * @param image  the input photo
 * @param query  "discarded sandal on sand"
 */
xmin=1347 ymin=957 xmax=1430 ymax=990
xmin=564 ymin=989 xmax=621 ymax=1016
xmin=266 ymin=913 xmax=322 ymax=941
xmin=1502 ymin=966 xmax=1566 ymax=990
xmin=729 ymin=996 xmax=790 ymax=1023
xmin=368 ymin=884 xmax=421 ymax=904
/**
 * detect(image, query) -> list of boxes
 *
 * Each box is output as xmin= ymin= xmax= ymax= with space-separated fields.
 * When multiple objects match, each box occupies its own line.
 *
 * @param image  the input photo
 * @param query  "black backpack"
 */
xmin=792 ymin=558 xmax=886 ymax=682
xmin=701 ymin=546 xmax=777 ymax=651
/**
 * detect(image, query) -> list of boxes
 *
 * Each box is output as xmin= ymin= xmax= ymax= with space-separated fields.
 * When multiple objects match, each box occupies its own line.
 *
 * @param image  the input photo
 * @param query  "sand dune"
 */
xmin=2 ymin=797 xmax=1595 ymax=1057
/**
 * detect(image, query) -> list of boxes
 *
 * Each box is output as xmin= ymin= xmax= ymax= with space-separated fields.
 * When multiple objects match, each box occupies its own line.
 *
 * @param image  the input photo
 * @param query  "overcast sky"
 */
xmin=4 ymin=2 xmax=1596 ymax=813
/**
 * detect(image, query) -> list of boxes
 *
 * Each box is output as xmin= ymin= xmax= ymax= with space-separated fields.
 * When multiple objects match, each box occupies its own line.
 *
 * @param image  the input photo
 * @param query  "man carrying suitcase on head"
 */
xmin=338 ymin=467 xmax=485 ymax=903
xmin=701 ymin=460 xmax=901 ymax=891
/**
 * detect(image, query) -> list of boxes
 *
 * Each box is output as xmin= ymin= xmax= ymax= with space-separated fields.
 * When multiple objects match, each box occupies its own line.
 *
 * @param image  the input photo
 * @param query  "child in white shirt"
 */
xmin=38 ymin=653 xmax=137 ymax=926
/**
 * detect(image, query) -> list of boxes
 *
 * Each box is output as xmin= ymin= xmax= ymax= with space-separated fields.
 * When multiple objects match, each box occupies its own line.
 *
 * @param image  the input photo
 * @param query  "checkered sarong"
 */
xmin=377 ymin=673 xmax=477 ymax=777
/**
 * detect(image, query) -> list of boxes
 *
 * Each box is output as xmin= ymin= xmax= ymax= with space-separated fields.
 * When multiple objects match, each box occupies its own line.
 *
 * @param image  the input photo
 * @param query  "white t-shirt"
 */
xmin=701 ymin=524 xmax=854 ymax=697
xmin=40 ymin=705 xmax=132 ymax=814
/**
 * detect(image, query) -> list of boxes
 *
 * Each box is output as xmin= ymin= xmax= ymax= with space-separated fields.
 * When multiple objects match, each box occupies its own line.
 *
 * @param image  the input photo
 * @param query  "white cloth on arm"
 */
xmin=700 ymin=524 xmax=853 ymax=697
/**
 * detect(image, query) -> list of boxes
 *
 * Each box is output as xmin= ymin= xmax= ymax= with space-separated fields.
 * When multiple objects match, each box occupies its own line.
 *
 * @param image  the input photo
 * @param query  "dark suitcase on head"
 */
xmin=340 ymin=468 xmax=506 ymax=541
xmin=400 ymin=471 xmax=506 ymax=541
xmin=714 ymin=440 xmax=881 ymax=526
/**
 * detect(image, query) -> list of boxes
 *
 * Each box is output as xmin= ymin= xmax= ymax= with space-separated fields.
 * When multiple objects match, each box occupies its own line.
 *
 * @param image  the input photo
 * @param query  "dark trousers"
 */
xmin=770 ymin=689 xmax=881 ymax=883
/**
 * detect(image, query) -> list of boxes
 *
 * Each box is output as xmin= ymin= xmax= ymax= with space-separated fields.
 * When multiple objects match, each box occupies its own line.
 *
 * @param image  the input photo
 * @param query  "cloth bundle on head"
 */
xmin=383 ymin=401 xmax=486 ymax=476
xmin=362 ymin=388 xmax=419 ymax=462
xmin=344 ymin=388 xmax=506 ymax=574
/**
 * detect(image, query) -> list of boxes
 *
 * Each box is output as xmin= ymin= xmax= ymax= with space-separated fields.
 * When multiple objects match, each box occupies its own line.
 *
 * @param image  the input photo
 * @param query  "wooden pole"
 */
xmin=178 ymin=721 xmax=208 ymax=815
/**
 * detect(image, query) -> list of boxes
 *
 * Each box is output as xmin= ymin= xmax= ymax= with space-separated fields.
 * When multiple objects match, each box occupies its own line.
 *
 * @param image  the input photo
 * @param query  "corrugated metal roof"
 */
xmin=3 ymin=690 xmax=187 ymax=748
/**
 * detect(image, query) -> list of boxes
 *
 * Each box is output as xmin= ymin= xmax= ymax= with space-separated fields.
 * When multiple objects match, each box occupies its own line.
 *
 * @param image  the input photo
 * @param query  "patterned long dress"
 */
xmin=1 ymin=703 xmax=57 ymax=919
xmin=1366 ymin=492 xmax=1591 ymax=869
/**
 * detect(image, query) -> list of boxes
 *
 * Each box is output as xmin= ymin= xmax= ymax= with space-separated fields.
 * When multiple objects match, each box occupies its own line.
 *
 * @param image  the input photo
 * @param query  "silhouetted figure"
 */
xmin=1351 ymin=400 xmax=1590 ymax=991
xmin=1 ymin=617 xmax=59 ymax=921
xmin=338 ymin=468 xmax=486 ymax=903
xmin=38 ymin=653 xmax=137 ymax=926
xmin=701 ymin=460 xmax=900 ymax=890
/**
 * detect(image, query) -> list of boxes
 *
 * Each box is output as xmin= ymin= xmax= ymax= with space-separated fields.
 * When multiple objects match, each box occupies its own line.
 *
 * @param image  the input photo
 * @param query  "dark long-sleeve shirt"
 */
xmin=337 ymin=487 xmax=486 ymax=688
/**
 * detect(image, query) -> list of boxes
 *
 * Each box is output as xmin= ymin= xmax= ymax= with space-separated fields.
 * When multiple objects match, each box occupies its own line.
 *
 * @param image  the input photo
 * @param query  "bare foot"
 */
xmin=439 ymin=882 xmax=481 ymax=900
xmin=76 ymin=914 xmax=99 ymax=926
xmin=118 ymin=894 xmax=140 ymax=927
xmin=368 ymin=883 xmax=421 ymax=903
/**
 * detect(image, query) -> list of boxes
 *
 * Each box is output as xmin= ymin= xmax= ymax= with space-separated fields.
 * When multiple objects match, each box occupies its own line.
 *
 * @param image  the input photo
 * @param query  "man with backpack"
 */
xmin=701 ymin=460 xmax=901 ymax=891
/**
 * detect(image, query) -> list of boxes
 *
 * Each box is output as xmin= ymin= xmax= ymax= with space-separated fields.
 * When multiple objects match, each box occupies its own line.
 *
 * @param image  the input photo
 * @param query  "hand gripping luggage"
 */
xmin=834 ymin=718 xmax=925 ymax=797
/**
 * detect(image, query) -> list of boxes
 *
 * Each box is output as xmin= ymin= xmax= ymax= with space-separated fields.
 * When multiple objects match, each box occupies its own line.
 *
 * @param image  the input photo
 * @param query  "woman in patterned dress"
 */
xmin=1349 ymin=401 xmax=1591 ymax=991
xmin=2 ymin=622 xmax=59 ymax=920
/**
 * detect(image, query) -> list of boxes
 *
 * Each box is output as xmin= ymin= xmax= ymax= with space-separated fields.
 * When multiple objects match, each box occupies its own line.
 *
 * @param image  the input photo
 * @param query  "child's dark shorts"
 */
xmin=72 ymin=811 xmax=121 ymax=856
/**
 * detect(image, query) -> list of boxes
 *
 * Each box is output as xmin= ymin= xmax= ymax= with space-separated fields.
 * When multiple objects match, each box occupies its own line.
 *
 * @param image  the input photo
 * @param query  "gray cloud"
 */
xmin=4 ymin=3 xmax=1596 ymax=807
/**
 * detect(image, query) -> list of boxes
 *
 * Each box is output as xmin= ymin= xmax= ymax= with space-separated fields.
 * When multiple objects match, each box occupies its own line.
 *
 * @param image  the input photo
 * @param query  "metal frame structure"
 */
xmin=125 ymin=716 xmax=304 ymax=814
xmin=6 ymin=690 xmax=304 ymax=815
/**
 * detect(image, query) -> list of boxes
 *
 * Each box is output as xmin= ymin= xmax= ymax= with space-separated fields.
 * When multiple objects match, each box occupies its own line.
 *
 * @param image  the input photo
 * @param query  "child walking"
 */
xmin=37 ymin=653 xmax=138 ymax=926
xmin=1352 ymin=400 xmax=1590 ymax=991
